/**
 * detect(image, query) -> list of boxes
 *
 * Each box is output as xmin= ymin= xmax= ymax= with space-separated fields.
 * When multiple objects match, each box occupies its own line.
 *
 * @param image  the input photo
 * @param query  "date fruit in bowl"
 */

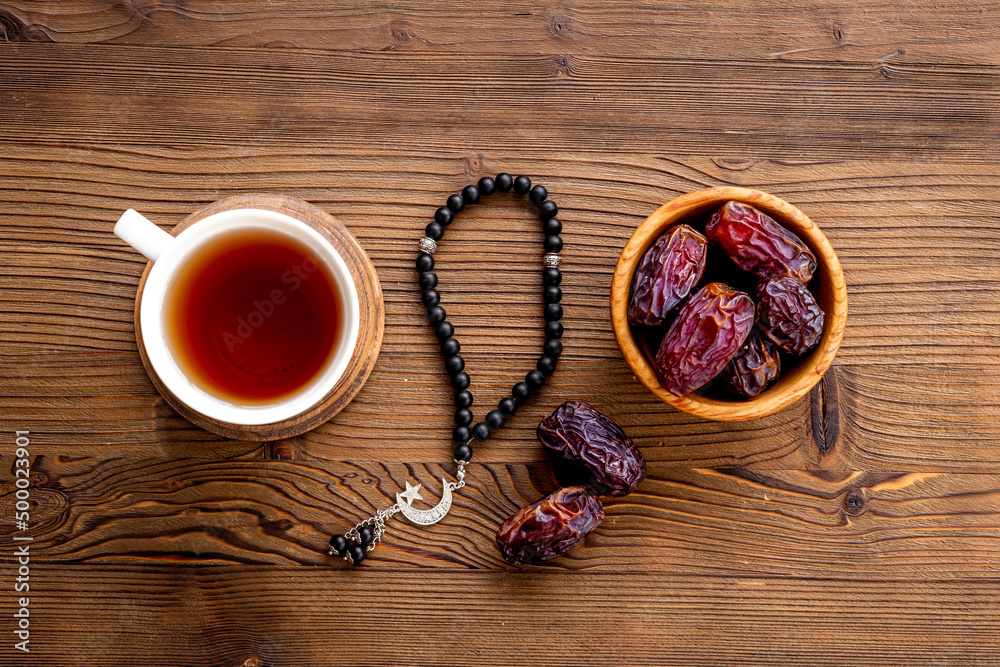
xmin=627 ymin=224 xmax=707 ymax=328
xmin=706 ymin=201 xmax=817 ymax=284
xmin=654 ymin=282 xmax=755 ymax=396
xmin=720 ymin=330 xmax=782 ymax=399
xmin=756 ymin=277 xmax=826 ymax=355
xmin=633 ymin=207 xmax=819 ymax=400
xmin=611 ymin=187 xmax=847 ymax=422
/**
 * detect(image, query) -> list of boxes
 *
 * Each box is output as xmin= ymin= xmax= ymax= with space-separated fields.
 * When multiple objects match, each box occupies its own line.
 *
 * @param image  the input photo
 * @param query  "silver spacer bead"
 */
xmin=419 ymin=237 xmax=437 ymax=254
xmin=543 ymin=253 xmax=562 ymax=268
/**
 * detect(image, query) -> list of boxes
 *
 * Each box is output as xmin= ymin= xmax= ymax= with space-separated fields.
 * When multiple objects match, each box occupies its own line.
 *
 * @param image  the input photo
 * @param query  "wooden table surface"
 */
xmin=2 ymin=2 xmax=999 ymax=665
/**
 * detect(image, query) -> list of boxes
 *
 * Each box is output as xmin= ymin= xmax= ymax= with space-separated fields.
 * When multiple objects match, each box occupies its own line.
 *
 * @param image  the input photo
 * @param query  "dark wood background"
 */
xmin=2 ymin=2 xmax=999 ymax=665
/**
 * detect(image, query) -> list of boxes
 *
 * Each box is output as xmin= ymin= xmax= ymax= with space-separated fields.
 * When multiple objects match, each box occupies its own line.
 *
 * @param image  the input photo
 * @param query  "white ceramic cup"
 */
xmin=115 ymin=208 xmax=361 ymax=426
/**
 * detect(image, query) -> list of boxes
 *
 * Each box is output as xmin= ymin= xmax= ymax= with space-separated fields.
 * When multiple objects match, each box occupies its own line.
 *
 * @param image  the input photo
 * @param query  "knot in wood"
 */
xmin=844 ymin=491 xmax=866 ymax=515
xmin=0 ymin=10 xmax=49 ymax=42
xmin=264 ymin=519 xmax=294 ymax=533
xmin=0 ymin=10 xmax=24 ymax=41
xmin=550 ymin=14 xmax=571 ymax=37
xmin=391 ymin=24 xmax=410 ymax=43
xmin=265 ymin=440 xmax=296 ymax=461
xmin=810 ymin=367 xmax=841 ymax=454
xmin=463 ymin=155 xmax=482 ymax=176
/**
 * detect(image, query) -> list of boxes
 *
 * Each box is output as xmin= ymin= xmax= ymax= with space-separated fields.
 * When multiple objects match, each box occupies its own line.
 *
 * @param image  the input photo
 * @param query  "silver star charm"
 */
xmin=399 ymin=481 xmax=424 ymax=506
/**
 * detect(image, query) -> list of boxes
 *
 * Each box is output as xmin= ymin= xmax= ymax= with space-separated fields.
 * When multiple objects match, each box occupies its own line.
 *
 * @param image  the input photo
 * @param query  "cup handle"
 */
xmin=114 ymin=209 xmax=176 ymax=262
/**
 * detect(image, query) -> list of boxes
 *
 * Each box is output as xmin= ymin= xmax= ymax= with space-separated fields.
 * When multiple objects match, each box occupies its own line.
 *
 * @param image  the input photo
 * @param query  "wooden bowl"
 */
xmin=611 ymin=187 xmax=847 ymax=421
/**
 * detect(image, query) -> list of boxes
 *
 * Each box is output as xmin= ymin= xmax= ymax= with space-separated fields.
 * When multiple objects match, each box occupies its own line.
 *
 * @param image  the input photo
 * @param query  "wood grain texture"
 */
xmin=0 ymin=44 xmax=997 ymax=160
xmin=1 ymin=147 xmax=998 ymax=468
xmin=12 ymin=567 xmax=999 ymax=667
xmin=3 ymin=0 xmax=1000 ymax=65
xmin=3 ymin=456 xmax=1000 ymax=578
xmin=1 ymin=1 xmax=999 ymax=664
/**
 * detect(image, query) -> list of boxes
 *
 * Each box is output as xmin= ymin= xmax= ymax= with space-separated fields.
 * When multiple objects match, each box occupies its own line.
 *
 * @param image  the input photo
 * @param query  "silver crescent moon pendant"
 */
xmin=396 ymin=478 xmax=453 ymax=526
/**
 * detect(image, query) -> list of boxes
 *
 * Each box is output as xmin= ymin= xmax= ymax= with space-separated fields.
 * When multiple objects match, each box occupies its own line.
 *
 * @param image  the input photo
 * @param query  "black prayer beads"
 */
xmin=328 ymin=176 xmax=565 ymax=567
xmin=416 ymin=173 xmax=564 ymax=463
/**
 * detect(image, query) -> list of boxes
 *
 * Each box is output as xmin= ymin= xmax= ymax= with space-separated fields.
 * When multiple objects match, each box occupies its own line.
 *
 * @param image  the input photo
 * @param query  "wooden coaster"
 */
xmin=134 ymin=193 xmax=384 ymax=441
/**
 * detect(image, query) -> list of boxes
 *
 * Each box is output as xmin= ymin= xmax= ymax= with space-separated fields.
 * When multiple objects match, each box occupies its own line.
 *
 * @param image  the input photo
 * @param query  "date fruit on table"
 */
xmin=628 ymin=224 xmax=708 ymax=327
xmin=755 ymin=277 xmax=826 ymax=355
xmin=654 ymin=282 xmax=755 ymax=396
xmin=705 ymin=201 xmax=817 ymax=284
xmin=495 ymin=486 xmax=604 ymax=565
xmin=537 ymin=401 xmax=646 ymax=497
xmin=720 ymin=330 xmax=782 ymax=398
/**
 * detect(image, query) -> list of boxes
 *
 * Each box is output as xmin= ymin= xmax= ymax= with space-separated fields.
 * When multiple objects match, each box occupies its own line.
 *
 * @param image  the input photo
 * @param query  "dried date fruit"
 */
xmin=755 ymin=277 xmax=825 ymax=355
xmin=496 ymin=486 xmax=604 ymax=565
xmin=537 ymin=401 xmax=646 ymax=496
xmin=720 ymin=330 xmax=782 ymax=398
xmin=705 ymin=201 xmax=817 ymax=284
xmin=654 ymin=282 xmax=755 ymax=395
xmin=628 ymin=224 xmax=708 ymax=327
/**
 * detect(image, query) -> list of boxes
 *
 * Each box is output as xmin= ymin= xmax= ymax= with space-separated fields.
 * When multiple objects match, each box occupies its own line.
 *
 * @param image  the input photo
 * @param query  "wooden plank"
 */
xmin=0 ymin=349 xmax=818 ymax=464
xmin=1 ymin=146 xmax=999 ymax=466
xmin=0 ymin=3 xmax=997 ymax=665
xmin=4 ymin=457 xmax=1000 ymax=577
xmin=2 ymin=0 xmax=999 ymax=65
xmin=0 ymin=45 xmax=997 ymax=159
xmin=10 ymin=566 xmax=1000 ymax=666
xmin=5 ymin=353 xmax=1000 ymax=470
